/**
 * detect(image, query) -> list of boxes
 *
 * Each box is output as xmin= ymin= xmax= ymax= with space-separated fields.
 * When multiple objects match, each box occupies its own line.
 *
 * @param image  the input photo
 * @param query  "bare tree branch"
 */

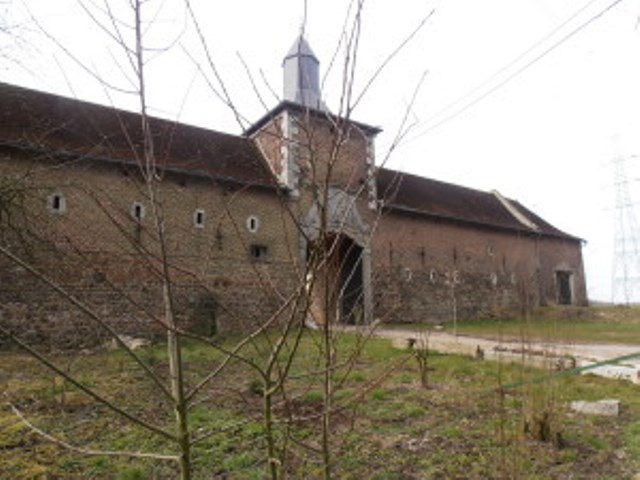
xmin=8 ymin=403 xmax=180 ymax=462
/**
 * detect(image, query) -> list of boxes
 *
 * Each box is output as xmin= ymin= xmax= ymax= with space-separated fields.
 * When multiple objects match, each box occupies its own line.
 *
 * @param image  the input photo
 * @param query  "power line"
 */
xmin=405 ymin=0 xmax=626 ymax=144
xmin=414 ymin=0 xmax=601 ymax=132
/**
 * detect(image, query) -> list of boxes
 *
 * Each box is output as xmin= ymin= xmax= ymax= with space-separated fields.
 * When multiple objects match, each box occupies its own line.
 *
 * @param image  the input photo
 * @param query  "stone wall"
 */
xmin=253 ymin=110 xmax=372 ymax=198
xmin=0 ymin=152 xmax=300 ymax=348
xmin=0 ymin=113 xmax=589 ymax=347
xmin=370 ymin=210 xmax=587 ymax=324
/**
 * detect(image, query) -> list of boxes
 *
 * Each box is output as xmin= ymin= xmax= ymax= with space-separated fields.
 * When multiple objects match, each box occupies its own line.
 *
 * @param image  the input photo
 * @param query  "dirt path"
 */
xmin=341 ymin=326 xmax=640 ymax=384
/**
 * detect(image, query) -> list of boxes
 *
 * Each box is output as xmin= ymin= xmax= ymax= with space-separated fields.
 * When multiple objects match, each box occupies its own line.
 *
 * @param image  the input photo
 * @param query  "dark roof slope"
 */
xmin=244 ymin=100 xmax=382 ymax=137
xmin=377 ymin=167 xmax=579 ymax=240
xmin=0 ymin=82 xmax=275 ymax=187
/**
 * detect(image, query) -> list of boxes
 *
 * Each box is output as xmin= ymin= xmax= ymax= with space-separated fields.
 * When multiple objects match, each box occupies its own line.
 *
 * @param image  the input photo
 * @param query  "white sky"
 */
xmin=2 ymin=0 xmax=640 ymax=302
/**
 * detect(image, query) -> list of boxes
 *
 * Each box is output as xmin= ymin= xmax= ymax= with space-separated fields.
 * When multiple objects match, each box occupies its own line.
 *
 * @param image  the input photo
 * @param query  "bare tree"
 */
xmin=0 ymin=1 xmax=433 ymax=478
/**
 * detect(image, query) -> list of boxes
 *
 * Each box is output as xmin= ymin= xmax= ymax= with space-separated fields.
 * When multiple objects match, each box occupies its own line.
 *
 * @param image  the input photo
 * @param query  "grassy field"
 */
xmin=392 ymin=305 xmax=640 ymax=345
xmin=2 ymin=325 xmax=640 ymax=479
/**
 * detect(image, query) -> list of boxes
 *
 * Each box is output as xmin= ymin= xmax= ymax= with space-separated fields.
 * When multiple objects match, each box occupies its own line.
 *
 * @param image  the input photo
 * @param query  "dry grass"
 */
xmin=1 ymin=330 xmax=639 ymax=479
xmin=391 ymin=305 xmax=640 ymax=344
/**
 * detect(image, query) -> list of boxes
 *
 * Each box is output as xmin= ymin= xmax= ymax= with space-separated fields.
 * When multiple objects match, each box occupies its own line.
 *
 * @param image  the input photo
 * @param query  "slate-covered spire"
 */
xmin=282 ymin=35 xmax=323 ymax=109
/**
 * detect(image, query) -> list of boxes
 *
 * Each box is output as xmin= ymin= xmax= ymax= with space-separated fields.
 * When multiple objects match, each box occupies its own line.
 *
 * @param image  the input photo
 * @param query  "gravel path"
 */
xmin=340 ymin=326 xmax=640 ymax=383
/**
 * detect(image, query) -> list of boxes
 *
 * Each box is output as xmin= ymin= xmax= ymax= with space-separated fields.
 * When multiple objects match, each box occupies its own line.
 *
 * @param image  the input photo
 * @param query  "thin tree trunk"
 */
xmin=134 ymin=2 xmax=191 ymax=477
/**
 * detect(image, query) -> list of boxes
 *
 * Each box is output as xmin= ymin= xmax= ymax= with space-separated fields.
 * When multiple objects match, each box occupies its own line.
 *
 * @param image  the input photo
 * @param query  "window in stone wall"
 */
xmin=429 ymin=269 xmax=437 ymax=284
xmin=250 ymin=244 xmax=269 ymax=261
xmin=403 ymin=267 xmax=412 ymax=282
xmin=194 ymin=209 xmax=205 ymax=228
xmin=131 ymin=202 xmax=145 ymax=222
xmin=47 ymin=192 xmax=66 ymax=214
xmin=246 ymin=215 xmax=260 ymax=233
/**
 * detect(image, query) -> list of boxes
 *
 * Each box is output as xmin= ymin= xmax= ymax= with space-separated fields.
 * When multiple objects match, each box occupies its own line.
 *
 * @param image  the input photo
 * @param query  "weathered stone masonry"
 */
xmin=0 ymin=103 xmax=301 ymax=346
xmin=0 ymin=35 xmax=587 ymax=347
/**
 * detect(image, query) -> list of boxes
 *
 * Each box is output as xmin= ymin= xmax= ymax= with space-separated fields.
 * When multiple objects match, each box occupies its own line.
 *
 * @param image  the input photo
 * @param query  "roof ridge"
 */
xmin=491 ymin=189 xmax=539 ymax=231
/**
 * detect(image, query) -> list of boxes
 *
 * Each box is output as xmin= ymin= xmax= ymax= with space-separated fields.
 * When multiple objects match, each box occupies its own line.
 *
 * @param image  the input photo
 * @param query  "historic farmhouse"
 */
xmin=0 ymin=37 xmax=587 ymax=346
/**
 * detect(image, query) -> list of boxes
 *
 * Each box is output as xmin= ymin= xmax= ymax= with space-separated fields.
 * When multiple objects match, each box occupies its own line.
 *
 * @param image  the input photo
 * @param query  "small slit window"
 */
xmin=429 ymin=269 xmax=437 ymax=284
xmin=131 ymin=202 xmax=145 ymax=222
xmin=47 ymin=193 xmax=66 ymax=214
xmin=246 ymin=215 xmax=260 ymax=233
xmin=403 ymin=267 xmax=412 ymax=282
xmin=250 ymin=244 xmax=268 ymax=261
xmin=193 ymin=209 xmax=205 ymax=228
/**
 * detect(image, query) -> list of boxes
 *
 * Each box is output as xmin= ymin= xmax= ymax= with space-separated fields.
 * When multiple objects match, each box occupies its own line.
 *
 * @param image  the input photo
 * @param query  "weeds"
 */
xmin=2 ymin=333 xmax=640 ymax=478
xmin=448 ymin=305 xmax=640 ymax=344
xmin=410 ymin=331 xmax=433 ymax=389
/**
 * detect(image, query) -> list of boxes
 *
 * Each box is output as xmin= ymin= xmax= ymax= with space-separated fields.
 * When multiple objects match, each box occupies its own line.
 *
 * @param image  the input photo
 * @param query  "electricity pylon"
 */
xmin=611 ymin=154 xmax=640 ymax=304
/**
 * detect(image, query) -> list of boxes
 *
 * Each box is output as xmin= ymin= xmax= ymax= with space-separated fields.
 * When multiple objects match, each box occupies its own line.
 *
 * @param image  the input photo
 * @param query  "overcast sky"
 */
xmin=2 ymin=0 xmax=640 ymax=302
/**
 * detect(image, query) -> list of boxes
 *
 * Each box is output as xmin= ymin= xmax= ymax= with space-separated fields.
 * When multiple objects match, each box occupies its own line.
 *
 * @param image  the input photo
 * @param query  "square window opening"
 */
xmin=250 ymin=244 xmax=268 ymax=261
xmin=48 ymin=193 xmax=66 ymax=214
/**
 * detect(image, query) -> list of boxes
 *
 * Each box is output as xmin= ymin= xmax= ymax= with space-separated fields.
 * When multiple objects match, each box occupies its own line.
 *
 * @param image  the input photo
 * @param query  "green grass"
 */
xmin=1 ymin=327 xmax=640 ymax=479
xmin=452 ymin=318 xmax=640 ymax=344
xmin=389 ymin=305 xmax=640 ymax=344
xmin=626 ymin=421 xmax=640 ymax=463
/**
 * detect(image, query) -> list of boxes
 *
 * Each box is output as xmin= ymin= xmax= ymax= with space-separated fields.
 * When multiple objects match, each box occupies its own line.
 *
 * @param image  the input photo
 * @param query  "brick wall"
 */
xmin=0 ymin=151 xmax=300 ymax=347
xmin=0 ymin=109 xmax=588 ymax=347
xmin=370 ymin=210 xmax=587 ymax=324
xmin=253 ymin=111 xmax=371 ymax=197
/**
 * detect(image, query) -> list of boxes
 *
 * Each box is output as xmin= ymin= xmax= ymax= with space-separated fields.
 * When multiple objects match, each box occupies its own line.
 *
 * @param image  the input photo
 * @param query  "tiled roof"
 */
xmin=377 ymin=167 xmax=579 ymax=240
xmin=0 ymin=82 xmax=276 ymax=187
xmin=0 ymin=82 xmax=581 ymax=241
xmin=244 ymin=100 xmax=382 ymax=137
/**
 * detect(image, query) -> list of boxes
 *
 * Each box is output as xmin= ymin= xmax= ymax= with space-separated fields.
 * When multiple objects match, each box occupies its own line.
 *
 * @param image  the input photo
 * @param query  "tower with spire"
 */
xmin=282 ymin=35 xmax=323 ymax=109
xmin=246 ymin=33 xmax=380 ymax=197
xmin=245 ymin=33 xmax=381 ymax=324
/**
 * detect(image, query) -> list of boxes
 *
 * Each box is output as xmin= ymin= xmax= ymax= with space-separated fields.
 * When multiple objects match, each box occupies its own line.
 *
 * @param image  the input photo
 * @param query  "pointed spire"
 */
xmin=283 ymin=35 xmax=317 ymax=63
xmin=282 ymin=35 xmax=323 ymax=109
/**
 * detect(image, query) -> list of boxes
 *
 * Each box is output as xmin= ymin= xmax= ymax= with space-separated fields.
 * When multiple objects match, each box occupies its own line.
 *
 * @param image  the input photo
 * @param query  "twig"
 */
xmin=8 ymin=403 xmax=179 ymax=462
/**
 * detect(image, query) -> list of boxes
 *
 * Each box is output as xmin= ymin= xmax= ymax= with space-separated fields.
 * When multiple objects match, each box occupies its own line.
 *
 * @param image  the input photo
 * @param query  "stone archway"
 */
xmin=301 ymin=188 xmax=372 ymax=325
xmin=336 ymin=235 xmax=364 ymax=324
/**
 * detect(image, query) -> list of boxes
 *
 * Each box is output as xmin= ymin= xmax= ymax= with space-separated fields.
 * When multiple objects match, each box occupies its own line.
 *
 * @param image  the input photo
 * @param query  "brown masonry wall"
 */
xmin=1 ymin=109 xmax=588 ymax=347
xmin=253 ymin=110 xmax=370 ymax=197
xmin=295 ymin=114 xmax=369 ymax=195
xmin=537 ymin=235 xmax=587 ymax=306
xmin=0 ymin=151 xmax=300 ymax=347
xmin=370 ymin=210 xmax=587 ymax=324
